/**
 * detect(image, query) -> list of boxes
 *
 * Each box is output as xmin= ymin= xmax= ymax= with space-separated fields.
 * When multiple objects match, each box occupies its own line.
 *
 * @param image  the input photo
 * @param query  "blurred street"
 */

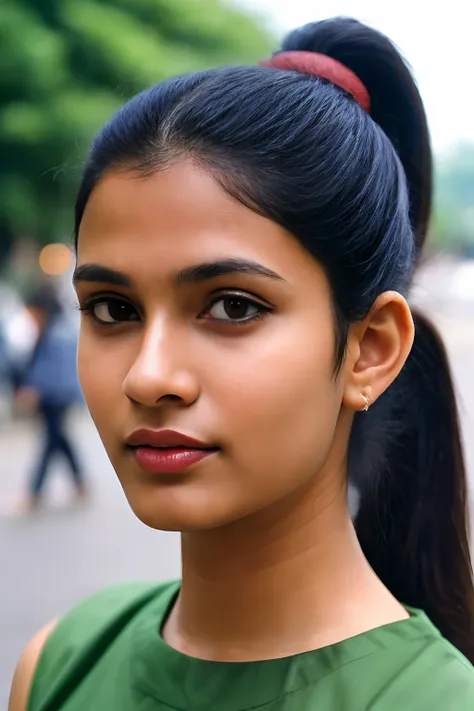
xmin=1 ymin=260 xmax=473 ymax=706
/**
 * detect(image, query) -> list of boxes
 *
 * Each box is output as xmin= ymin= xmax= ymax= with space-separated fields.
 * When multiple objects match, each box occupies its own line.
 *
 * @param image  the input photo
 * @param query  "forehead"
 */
xmin=77 ymin=160 xmax=323 ymax=288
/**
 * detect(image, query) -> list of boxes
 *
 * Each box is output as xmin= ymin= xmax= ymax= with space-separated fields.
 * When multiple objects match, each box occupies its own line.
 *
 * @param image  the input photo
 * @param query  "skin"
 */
xmin=8 ymin=621 xmax=57 ymax=711
xmin=10 ymin=158 xmax=415 ymax=706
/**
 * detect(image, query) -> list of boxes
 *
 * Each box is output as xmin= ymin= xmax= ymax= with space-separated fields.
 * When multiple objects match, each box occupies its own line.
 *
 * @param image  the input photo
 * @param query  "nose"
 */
xmin=122 ymin=320 xmax=200 ymax=408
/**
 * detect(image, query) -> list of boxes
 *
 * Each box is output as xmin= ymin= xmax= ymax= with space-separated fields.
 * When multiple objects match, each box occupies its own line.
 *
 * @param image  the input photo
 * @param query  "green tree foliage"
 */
xmin=0 ymin=0 xmax=273 ymax=247
xmin=432 ymin=144 xmax=474 ymax=253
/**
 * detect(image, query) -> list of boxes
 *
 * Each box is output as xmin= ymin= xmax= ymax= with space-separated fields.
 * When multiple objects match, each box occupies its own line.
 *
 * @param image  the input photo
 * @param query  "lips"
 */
xmin=125 ymin=429 xmax=218 ymax=474
xmin=126 ymin=428 xmax=215 ymax=449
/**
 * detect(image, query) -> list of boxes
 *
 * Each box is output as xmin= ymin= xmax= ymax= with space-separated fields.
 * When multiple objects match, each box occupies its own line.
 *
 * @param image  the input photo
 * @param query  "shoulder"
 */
xmin=8 ymin=620 xmax=57 ymax=711
xmin=370 ymin=633 xmax=474 ymax=709
xmin=17 ymin=581 xmax=175 ymax=711
xmin=403 ymin=653 xmax=474 ymax=711
xmin=312 ymin=610 xmax=474 ymax=710
xmin=433 ymin=639 xmax=474 ymax=700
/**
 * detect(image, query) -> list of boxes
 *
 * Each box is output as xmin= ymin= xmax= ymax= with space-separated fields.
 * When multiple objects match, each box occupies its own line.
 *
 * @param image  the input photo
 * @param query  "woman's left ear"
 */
xmin=342 ymin=291 xmax=414 ymax=412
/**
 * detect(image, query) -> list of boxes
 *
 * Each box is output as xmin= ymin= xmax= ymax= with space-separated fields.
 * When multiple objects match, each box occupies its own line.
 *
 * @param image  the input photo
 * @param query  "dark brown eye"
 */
xmin=207 ymin=296 xmax=261 ymax=322
xmin=90 ymin=298 xmax=139 ymax=325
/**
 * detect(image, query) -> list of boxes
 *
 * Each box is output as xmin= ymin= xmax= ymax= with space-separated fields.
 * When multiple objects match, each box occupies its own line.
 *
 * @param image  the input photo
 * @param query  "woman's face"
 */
xmin=75 ymin=160 xmax=348 ymax=531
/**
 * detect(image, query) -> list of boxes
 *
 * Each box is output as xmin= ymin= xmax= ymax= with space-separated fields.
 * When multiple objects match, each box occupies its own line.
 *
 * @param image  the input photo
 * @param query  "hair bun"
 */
xmin=281 ymin=17 xmax=432 ymax=251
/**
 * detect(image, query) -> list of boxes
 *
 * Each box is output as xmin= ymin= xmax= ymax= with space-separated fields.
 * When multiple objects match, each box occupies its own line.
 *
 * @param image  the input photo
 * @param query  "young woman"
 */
xmin=10 ymin=16 xmax=474 ymax=711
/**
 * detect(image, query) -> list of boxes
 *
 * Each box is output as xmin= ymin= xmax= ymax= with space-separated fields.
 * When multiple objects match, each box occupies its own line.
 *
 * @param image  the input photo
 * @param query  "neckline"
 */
xmin=131 ymin=581 xmax=440 ymax=711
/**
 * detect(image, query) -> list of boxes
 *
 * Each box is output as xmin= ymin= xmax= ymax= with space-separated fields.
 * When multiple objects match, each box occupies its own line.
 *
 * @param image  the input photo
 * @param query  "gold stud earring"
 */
xmin=362 ymin=395 xmax=370 ymax=412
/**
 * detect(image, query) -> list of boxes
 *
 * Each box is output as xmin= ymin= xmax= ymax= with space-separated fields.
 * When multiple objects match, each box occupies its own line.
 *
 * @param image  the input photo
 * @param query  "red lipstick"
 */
xmin=125 ymin=429 xmax=218 ymax=474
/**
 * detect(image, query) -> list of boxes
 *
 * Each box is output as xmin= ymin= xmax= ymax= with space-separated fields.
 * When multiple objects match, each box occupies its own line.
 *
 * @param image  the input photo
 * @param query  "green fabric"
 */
xmin=28 ymin=580 xmax=474 ymax=711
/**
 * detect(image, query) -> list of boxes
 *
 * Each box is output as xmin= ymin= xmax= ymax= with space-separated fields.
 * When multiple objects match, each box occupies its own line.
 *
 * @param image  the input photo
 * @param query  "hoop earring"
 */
xmin=362 ymin=395 xmax=370 ymax=412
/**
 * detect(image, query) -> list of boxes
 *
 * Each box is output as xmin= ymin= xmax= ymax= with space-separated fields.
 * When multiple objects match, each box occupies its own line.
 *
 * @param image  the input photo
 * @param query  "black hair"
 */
xmin=74 ymin=17 xmax=474 ymax=660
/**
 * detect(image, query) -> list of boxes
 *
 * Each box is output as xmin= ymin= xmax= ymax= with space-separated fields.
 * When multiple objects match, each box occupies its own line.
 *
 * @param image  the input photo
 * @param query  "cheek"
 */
xmin=77 ymin=329 xmax=124 ymax=425
xmin=208 ymin=318 xmax=340 ymax=483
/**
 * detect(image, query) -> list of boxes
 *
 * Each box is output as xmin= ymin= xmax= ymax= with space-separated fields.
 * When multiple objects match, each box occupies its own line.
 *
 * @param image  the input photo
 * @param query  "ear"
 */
xmin=342 ymin=292 xmax=414 ymax=412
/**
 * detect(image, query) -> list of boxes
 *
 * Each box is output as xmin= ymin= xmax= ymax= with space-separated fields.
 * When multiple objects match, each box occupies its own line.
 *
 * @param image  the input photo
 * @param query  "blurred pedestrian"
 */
xmin=0 ymin=321 xmax=13 ymax=422
xmin=13 ymin=285 xmax=86 ymax=513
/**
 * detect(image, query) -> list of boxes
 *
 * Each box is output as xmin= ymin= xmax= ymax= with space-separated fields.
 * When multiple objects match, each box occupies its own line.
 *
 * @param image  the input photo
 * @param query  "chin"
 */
xmin=122 ymin=486 xmax=243 ymax=533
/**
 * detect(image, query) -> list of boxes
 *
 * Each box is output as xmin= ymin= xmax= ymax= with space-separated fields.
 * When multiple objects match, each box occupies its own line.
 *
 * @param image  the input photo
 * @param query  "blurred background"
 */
xmin=1 ymin=0 xmax=473 ymax=705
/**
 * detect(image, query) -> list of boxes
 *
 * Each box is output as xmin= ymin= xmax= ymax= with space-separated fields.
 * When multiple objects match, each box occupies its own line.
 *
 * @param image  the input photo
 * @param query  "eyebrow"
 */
xmin=73 ymin=258 xmax=285 ymax=288
xmin=176 ymin=258 xmax=285 ymax=285
xmin=73 ymin=264 xmax=132 ymax=287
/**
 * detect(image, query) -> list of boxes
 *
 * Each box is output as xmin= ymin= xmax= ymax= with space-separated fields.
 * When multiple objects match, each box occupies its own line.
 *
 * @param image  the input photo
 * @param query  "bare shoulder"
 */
xmin=8 ymin=620 xmax=57 ymax=711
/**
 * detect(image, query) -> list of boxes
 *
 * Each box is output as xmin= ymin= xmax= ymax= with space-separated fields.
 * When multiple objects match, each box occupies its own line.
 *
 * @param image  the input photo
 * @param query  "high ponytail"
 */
xmin=283 ymin=18 xmax=474 ymax=661
xmin=281 ymin=18 xmax=432 ymax=253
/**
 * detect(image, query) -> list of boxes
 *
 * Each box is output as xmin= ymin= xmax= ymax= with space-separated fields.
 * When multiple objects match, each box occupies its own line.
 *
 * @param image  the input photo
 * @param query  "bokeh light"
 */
xmin=39 ymin=243 xmax=73 ymax=276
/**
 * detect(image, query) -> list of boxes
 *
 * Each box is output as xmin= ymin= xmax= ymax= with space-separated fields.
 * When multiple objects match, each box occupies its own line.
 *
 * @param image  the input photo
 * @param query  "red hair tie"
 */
xmin=260 ymin=51 xmax=371 ymax=113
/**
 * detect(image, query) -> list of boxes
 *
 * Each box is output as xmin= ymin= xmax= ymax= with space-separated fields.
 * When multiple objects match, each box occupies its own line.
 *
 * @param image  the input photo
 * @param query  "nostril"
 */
xmin=156 ymin=394 xmax=184 ymax=404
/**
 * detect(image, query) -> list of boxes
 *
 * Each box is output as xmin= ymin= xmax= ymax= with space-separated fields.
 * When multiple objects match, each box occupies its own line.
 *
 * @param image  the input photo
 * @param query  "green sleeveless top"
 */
xmin=28 ymin=580 xmax=474 ymax=711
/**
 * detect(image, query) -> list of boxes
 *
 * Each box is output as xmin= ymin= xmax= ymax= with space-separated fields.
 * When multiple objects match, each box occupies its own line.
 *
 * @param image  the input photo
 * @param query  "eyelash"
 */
xmin=78 ymin=292 xmax=272 ymax=328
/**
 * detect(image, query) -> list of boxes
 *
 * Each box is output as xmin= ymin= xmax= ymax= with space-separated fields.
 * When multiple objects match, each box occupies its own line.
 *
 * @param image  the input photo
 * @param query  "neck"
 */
xmin=163 ymin=473 xmax=407 ymax=661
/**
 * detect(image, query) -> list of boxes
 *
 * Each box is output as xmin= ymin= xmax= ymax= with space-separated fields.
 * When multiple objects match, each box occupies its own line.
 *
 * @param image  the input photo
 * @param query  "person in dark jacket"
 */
xmin=14 ymin=285 xmax=86 ymax=512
